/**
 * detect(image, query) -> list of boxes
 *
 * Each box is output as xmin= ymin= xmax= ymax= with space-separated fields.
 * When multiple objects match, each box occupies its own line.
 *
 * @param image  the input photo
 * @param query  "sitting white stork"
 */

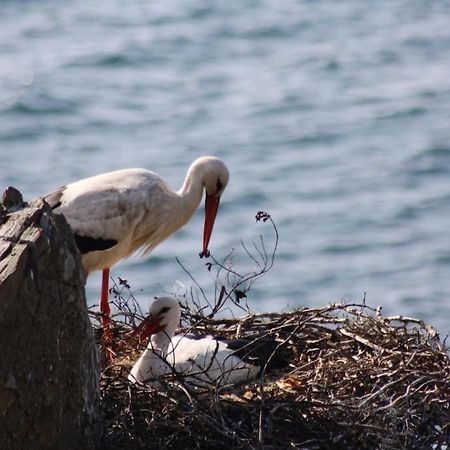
xmin=128 ymin=296 xmax=290 ymax=387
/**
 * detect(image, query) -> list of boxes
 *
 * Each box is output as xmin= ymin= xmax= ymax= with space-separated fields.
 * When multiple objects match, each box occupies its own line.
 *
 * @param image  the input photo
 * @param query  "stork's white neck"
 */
xmin=175 ymin=161 xmax=207 ymax=226
xmin=148 ymin=319 xmax=178 ymax=355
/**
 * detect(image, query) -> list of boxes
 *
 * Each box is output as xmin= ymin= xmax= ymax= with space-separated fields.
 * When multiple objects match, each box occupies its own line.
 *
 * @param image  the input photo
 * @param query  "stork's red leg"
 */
xmin=100 ymin=268 xmax=113 ymax=363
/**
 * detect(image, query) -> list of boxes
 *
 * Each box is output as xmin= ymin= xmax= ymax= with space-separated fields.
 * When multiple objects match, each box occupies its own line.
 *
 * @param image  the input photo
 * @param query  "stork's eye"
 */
xmin=216 ymin=179 xmax=223 ymax=193
xmin=159 ymin=307 xmax=170 ymax=315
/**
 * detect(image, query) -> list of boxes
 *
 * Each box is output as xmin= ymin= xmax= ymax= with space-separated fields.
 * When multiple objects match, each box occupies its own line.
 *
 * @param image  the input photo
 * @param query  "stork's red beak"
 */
xmin=200 ymin=194 xmax=220 ymax=258
xmin=129 ymin=314 xmax=163 ymax=342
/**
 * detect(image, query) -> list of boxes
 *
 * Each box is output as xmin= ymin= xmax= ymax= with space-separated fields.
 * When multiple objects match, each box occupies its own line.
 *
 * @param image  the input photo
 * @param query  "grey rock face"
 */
xmin=0 ymin=195 xmax=101 ymax=449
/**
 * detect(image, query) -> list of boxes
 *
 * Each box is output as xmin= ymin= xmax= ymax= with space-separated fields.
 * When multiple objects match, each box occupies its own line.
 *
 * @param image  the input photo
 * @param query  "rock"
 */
xmin=2 ymin=186 xmax=26 ymax=212
xmin=0 ymin=193 xmax=101 ymax=449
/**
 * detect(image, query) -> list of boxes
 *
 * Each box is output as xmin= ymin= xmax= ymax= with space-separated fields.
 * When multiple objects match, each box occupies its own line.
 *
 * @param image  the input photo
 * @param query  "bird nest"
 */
xmin=92 ymin=214 xmax=450 ymax=449
xmin=94 ymin=301 xmax=449 ymax=450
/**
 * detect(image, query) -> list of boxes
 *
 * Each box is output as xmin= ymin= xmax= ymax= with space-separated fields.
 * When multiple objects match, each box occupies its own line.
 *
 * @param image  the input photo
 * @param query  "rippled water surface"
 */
xmin=1 ymin=0 xmax=450 ymax=335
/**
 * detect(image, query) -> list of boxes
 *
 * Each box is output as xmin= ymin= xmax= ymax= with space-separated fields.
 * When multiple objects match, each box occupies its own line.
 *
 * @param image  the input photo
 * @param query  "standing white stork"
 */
xmin=128 ymin=296 xmax=290 ymax=387
xmin=44 ymin=156 xmax=229 ymax=356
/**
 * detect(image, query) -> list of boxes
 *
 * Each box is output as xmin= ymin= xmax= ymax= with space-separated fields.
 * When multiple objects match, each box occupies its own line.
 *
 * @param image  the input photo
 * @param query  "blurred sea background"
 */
xmin=1 ymin=0 xmax=450 ymax=335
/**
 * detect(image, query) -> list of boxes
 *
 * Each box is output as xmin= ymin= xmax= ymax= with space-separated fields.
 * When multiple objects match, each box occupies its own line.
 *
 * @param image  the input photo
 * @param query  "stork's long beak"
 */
xmin=201 ymin=194 xmax=220 ymax=258
xmin=129 ymin=314 xmax=163 ymax=342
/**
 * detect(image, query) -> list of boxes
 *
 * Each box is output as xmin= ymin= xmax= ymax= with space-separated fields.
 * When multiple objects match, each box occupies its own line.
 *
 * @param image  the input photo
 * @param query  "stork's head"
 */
xmin=202 ymin=157 xmax=229 ymax=198
xmin=195 ymin=156 xmax=229 ymax=258
xmin=130 ymin=296 xmax=181 ymax=342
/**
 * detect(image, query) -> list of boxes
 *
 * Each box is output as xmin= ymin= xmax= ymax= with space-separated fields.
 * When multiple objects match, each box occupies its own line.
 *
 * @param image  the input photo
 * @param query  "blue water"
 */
xmin=1 ymin=0 xmax=450 ymax=336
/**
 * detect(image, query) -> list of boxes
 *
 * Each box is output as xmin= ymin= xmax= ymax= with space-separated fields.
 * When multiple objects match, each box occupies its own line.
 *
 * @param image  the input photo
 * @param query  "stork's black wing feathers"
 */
xmin=74 ymin=234 xmax=118 ymax=254
xmin=216 ymin=336 xmax=292 ymax=372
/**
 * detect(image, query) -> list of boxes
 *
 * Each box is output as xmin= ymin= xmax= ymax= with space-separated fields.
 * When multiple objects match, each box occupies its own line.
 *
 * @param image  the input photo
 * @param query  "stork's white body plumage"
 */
xmin=47 ymin=157 xmax=229 ymax=273
xmin=130 ymin=334 xmax=260 ymax=387
xmin=56 ymin=169 xmax=175 ymax=272
xmin=128 ymin=297 xmax=260 ymax=387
